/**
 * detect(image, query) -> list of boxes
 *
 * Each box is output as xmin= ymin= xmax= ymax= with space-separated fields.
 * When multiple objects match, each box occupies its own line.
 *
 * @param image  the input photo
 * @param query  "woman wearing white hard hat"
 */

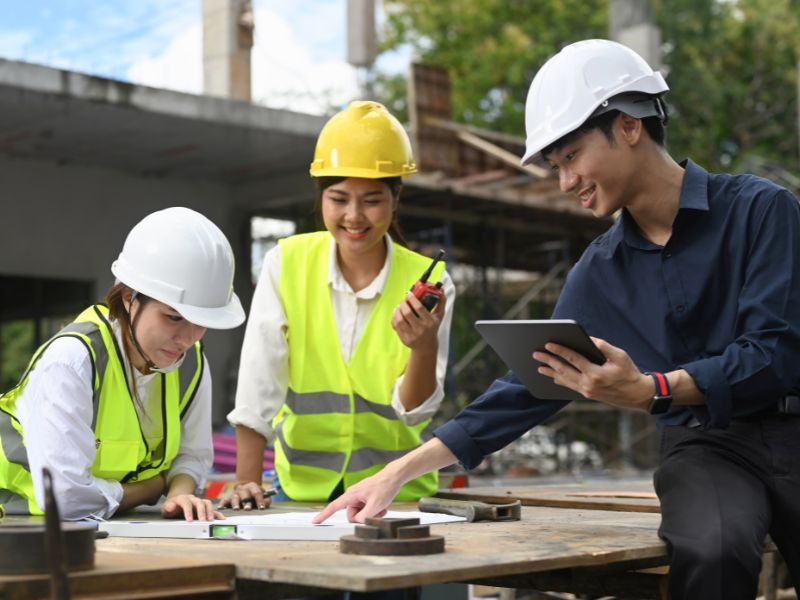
xmin=0 ymin=207 xmax=245 ymax=521
xmin=222 ymin=101 xmax=455 ymax=509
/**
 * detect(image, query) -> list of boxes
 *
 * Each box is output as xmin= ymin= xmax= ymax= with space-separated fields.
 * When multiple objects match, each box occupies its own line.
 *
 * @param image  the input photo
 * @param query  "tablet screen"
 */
xmin=475 ymin=319 xmax=605 ymax=402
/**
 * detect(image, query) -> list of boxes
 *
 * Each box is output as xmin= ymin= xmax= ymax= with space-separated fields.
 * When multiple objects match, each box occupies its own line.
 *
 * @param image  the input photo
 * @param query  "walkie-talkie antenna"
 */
xmin=419 ymin=249 xmax=445 ymax=283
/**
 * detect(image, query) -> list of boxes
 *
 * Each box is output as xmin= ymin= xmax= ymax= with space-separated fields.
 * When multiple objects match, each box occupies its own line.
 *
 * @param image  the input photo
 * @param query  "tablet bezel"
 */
xmin=474 ymin=319 xmax=605 ymax=402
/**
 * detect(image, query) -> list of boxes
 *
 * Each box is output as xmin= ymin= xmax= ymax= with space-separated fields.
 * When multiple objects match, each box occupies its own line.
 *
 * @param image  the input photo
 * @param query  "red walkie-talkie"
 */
xmin=410 ymin=249 xmax=445 ymax=312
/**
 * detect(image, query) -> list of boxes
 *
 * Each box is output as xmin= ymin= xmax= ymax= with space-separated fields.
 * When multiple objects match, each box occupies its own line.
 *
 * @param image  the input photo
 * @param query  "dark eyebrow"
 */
xmin=547 ymin=142 xmax=575 ymax=164
xmin=326 ymin=188 xmax=386 ymax=198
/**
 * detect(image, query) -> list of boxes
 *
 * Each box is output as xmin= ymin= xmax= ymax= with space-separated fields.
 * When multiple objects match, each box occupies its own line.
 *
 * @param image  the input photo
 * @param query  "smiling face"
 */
xmin=321 ymin=177 xmax=397 ymax=257
xmin=126 ymin=297 xmax=206 ymax=370
xmin=544 ymin=114 xmax=640 ymax=218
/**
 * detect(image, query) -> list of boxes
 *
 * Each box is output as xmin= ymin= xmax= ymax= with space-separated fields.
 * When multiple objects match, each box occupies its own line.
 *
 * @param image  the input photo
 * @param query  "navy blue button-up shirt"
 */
xmin=435 ymin=160 xmax=800 ymax=470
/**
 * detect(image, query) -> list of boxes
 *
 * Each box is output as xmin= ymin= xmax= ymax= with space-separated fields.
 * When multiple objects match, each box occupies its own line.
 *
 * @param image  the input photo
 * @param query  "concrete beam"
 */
xmin=0 ymin=59 xmax=323 ymax=136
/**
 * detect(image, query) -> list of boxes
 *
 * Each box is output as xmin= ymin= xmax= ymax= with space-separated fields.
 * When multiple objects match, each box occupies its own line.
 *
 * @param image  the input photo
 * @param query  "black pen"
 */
xmin=234 ymin=487 xmax=278 ymax=510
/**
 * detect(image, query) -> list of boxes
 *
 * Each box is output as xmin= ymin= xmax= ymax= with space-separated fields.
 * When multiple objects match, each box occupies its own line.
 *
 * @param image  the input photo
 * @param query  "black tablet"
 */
xmin=474 ymin=319 xmax=606 ymax=402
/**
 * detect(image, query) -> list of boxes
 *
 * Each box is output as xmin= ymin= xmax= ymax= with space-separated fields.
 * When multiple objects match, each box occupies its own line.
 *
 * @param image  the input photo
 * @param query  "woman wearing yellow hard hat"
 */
xmin=223 ymin=101 xmax=455 ymax=507
xmin=0 ymin=207 xmax=246 ymax=521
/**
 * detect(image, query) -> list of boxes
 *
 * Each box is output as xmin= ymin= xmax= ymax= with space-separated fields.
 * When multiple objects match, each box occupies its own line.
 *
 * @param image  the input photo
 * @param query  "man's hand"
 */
xmin=161 ymin=494 xmax=223 ymax=522
xmin=533 ymin=336 xmax=652 ymax=410
xmin=314 ymin=439 xmax=458 ymax=524
xmin=217 ymin=481 xmax=273 ymax=511
xmin=312 ymin=471 xmax=402 ymax=524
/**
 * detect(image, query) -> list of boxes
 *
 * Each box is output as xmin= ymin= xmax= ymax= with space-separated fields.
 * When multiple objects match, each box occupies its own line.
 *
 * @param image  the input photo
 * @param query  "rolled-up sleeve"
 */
xmin=679 ymin=190 xmax=800 ymax=427
xmin=391 ymin=270 xmax=456 ymax=425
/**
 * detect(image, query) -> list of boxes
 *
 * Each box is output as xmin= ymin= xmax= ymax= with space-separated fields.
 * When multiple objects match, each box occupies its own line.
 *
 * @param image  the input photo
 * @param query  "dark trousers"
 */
xmin=654 ymin=415 xmax=800 ymax=600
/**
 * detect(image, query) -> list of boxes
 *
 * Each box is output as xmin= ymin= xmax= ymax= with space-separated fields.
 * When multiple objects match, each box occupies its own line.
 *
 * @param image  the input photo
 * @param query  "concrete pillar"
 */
xmin=347 ymin=0 xmax=376 ymax=99
xmin=609 ymin=0 xmax=661 ymax=71
xmin=610 ymin=2 xmax=662 ymax=472
xmin=347 ymin=0 xmax=377 ymax=68
xmin=203 ymin=0 xmax=254 ymax=101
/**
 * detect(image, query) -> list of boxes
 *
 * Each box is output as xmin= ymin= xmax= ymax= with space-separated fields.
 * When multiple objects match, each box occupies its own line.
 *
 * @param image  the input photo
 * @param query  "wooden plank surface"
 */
xmin=437 ymin=479 xmax=661 ymax=513
xmin=0 ymin=551 xmax=235 ymax=599
xmin=97 ymin=503 xmax=667 ymax=593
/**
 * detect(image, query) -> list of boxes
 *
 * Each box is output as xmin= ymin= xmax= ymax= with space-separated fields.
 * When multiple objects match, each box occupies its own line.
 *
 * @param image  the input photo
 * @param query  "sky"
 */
xmin=0 ymin=0 xmax=408 ymax=115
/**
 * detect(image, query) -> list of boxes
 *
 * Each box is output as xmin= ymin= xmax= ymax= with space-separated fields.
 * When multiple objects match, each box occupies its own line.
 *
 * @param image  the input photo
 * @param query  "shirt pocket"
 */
xmin=92 ymin=440 xmax=140 ymax=481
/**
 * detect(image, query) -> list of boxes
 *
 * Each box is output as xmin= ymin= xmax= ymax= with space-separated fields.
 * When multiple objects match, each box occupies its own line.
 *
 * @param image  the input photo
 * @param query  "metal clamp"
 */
xmin=418 ymin=496 xmax=522 ymax=522
xmin=339 ymin=517 xmax=445 ymax=555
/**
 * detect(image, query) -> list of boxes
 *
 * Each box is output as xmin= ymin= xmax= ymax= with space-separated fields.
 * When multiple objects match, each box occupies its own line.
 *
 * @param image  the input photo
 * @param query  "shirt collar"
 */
xmin=328 ymin=233 xmax=394 ymax=299
xmin=607 ymin=158 xmax=711 ymax=252
xmin=677 ymin=158 xmax=711 ymax=211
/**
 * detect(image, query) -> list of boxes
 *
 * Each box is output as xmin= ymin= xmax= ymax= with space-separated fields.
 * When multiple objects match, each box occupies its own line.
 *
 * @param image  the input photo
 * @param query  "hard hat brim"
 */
xmin=309 ymin=166 xmax=416 ymax=179
xmin=521 ymin=93 xmax=668 ymax=166
xmin=112 ymin=259 xmax=246 ymax=330
xmin=170 ymin=293 xmax=246 ymax=330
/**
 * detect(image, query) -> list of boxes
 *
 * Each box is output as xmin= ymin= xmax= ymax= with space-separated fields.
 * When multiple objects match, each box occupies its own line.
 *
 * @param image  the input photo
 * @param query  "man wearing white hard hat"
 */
xmin=314 ymin=40 xmax=800 ymax=599
xmin=0 ymin=207 xmax=245 ymax=521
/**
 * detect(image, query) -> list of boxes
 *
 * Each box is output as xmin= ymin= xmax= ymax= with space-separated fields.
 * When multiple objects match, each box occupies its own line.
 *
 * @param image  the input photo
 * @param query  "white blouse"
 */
xmin=228 ymin=235 xmax=456 ymax=442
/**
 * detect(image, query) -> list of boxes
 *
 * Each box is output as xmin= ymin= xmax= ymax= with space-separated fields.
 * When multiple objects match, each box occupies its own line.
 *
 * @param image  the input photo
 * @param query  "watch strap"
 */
xmin=645 ymin=371 xmax=672 ymax=415
xmin=649 ymin=371 xmax=671 ymax=398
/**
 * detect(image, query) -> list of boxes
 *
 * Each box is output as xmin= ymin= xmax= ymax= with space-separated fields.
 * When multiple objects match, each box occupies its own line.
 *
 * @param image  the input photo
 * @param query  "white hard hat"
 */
xmin=111 ymin=207 xmax=245 ymax=330
xmin=521 ymin=39 xmax=669 ymax=165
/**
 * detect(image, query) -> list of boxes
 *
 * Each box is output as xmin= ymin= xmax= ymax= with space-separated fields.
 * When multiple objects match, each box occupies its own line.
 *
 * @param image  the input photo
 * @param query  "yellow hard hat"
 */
xmin=309 ymin=101 xmax=417 ymax=178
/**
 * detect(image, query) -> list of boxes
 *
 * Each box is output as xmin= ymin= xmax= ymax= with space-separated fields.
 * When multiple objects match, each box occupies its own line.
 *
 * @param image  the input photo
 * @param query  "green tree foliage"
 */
xmin=377 ymin=0 xmax=800 ymax=173
xmin=656 ymin=0 xmax=800 ymax=170
xmin=377 ymin=0 xmax=607 ymax=130
xmin=0 ymin=321 xmax=34 ymax=392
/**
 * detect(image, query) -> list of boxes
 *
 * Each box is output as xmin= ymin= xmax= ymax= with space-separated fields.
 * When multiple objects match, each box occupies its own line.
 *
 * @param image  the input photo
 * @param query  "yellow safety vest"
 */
xmin=274 ymin=232 xmax=445 ymax=501
xmin=0 ymin=305 xmax=204 ymax=515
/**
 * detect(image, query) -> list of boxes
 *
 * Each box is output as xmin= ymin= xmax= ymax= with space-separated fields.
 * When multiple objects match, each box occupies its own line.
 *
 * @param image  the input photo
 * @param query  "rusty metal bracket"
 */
xmin=339 ymin=517 xmax=445 ymax=556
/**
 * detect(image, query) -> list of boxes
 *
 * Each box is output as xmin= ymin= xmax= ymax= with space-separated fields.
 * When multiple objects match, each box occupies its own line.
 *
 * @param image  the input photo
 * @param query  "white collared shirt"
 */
xmin=15 ymin=319 xmax=213 ymax=520
xmin=228 ymin=234 xmax=455 ymax=442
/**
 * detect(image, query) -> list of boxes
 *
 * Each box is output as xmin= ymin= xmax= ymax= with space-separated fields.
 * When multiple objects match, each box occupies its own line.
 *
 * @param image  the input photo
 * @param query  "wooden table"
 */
xmin=437 ymin=478 xmax=661 ymax=513
xmin=96 ymin=501 xmax=668 ymax=599
xmin=1 ymin=484 xmax=671 ymax=599
xmin=4 ymin=480 xmax=783 ymax=599
xmin=0 ymin=550 xmax=235 ymax=599
xmin=435 ymin=479 xmax=779 ymax=600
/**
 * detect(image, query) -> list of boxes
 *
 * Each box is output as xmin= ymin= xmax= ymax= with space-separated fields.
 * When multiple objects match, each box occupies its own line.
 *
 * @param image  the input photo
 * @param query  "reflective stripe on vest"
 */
xmin=0 ymin=304 xmax=204 ymax=515
xmin=60 ymin=322 xmax=108 ymax=429
xmin=0 ymin=324 xmax=105 ymax=473
xmin=274 ymin=419 xmax=346 ymax=472
xmin=274 ymin=232 xmax=443 ymax=501
xmin=284 ymin=390 xmax=398 ymax=421
xmin=273 ymin=417 xmax=412 ymax=472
